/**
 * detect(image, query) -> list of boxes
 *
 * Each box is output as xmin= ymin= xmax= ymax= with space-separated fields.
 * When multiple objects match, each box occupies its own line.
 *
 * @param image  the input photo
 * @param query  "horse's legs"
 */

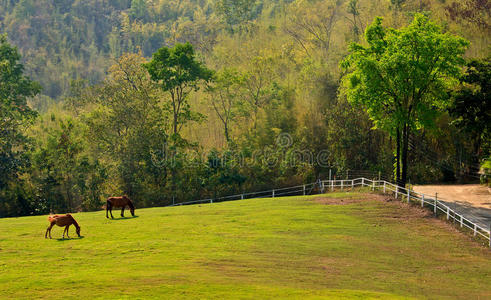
xmin=109 ymin=204 xmax=114 ymax=219
xmin=45 ymin=223 xmax=54 ymax=239
xmin=65 ymin=225 xmax=70 ymax=239
xmin=121 ymin=206 xmax=125 ymax=217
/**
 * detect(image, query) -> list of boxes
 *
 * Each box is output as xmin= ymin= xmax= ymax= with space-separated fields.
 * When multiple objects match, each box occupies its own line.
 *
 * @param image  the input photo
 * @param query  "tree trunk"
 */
xmin=396 ymin=128 xmax=401 ymax=184
xmin=173 ymin=112 xmax=178 ymax=135
xmin=401 ymin=124 xmax=409 ymax=187
xmin=224 ymin=124 xmax=230 ymax=144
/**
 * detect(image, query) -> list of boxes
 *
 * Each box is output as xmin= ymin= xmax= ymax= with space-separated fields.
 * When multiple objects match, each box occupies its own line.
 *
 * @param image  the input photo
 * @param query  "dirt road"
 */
xmin=413 ymin=184 xmax=491 ymax=231
xmin=413 ymin=184 xmax=491 ymax=209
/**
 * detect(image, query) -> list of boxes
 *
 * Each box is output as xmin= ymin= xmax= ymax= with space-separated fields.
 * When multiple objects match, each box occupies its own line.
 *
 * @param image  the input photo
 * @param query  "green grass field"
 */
xmin=0 ymin=192 xmax=490 ymax=299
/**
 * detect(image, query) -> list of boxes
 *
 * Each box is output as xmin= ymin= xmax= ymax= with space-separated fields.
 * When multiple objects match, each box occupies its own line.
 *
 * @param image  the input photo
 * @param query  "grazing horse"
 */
xmin=45 ymin=214 xmax=81 ymax=239
xmin=106 ymin=195 xmax=135 ymax=219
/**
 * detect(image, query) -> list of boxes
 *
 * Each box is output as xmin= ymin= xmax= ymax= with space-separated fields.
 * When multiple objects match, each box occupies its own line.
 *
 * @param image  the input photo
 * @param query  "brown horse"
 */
xmin=45 ymin=214 xmax=81 ymax=239
xmin=106 ymin=195 xmax=135 ymax=219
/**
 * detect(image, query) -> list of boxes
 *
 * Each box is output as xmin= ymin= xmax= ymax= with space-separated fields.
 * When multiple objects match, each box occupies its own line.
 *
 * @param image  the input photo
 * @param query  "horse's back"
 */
xmin=49 ymin=214 xmax=73 ymax=226
xmin=107 ymin=196 xmax=128 ymax=207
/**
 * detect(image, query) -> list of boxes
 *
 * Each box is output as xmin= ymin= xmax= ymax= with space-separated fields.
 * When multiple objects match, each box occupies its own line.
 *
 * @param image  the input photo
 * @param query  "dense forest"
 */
xmin=0 ymin=0 xmax=489 ymax=217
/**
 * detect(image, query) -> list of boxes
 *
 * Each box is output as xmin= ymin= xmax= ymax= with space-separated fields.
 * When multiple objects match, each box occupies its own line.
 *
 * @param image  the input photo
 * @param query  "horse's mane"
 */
xmin=67 ymin=214 xmax=80 ymax=228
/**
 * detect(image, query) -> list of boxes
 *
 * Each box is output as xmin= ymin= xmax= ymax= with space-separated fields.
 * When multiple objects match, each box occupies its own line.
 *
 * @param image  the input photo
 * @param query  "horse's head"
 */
xmin=126 ymin=197 xmax=135 ymax=217
xmin=76 ymin=226 xmax=81 ymax=237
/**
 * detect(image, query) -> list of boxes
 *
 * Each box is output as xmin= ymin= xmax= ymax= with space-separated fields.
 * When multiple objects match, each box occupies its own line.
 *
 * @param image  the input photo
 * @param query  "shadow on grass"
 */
xmin=107 ymin=215 xmax=139 ymax=221
xmin=54 ymin=236 xmax=85 ymax=242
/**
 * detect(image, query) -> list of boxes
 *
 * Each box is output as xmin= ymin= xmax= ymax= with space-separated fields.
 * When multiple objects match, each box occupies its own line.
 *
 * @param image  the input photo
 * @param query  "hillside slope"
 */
xmin=0 ymin=0 xmax=488 ymax=104
xmin=0 ymin=193 xmax=489 ymax=299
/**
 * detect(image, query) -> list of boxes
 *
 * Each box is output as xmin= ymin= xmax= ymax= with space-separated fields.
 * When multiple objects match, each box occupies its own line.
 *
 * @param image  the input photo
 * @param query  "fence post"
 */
xmin=460 ymin=215 xmax=463 ymax=227
xmin=361 ymin=178 xmax=364 ymax=187
xmin=421 ymin=194 xmax=424 ymax=207
xmin=434 ymin=193 xmax=438 ymax=215
xmin=372 ymin=179 xmax=375 ymax=191
xmin=331 ymin=180 xmax=334 ymax=191
xmin=303 ymin=184 xmax=306 ymax=195
xmin=211 ymin=198 xmax=213 ymax=204
xmin=383 ymin=181 xmax=386 ymax=193
xmin=474 ymin=223 xmax=477 ymax=236
xmin=329 ymin=169 xmax=332 ymax=181
xmin=341 ymin=180 xmax=343 ymax=191
xmin=241 ymin=194 xmax=244 ymax=200
xmin=446 ymin=206 xmax=450 ymax=220
xmin=272 ymin=189 xmax=275 ymax=198
xmin=351 ymin=179 xmax=354 ymax=190
xmin=395 ymin=186 xmax=398 ymax=199
xmin=407 ymin=187 xmax=410 ymax=203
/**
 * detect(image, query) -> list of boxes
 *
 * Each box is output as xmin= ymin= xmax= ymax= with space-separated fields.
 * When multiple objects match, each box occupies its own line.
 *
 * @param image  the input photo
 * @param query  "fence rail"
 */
xmin=169 ymin=177 xmax=491 ymax=247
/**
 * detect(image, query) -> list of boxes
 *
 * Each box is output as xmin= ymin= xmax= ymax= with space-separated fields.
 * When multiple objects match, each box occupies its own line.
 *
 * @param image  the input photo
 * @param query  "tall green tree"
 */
xmin=83 ymin=53 xmax=169 ymax=201
xmin=0 ymin=34 xmax=41 ymax=216
xmin=449 ymin=58 xmax=490 ymax=163
xmin=341 ymin=14 xmax=468 ymax=186
xmin=144 ymin=42 xmax=213 ymax=137
xmin=206 ymin=68 xmax=244 ymax=143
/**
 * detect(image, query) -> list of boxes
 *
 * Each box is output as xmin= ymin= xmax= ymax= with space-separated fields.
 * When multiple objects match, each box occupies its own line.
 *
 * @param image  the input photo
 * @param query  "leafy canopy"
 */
xmin=341 ymin=14 xmax=469 ymax=136
xmin=0 ymin=34 xmax=41 ymax=188
xmin=144 ymin=42 xmax=213 ymax=94
xmin=144 ymin=42 xmax=213 ymax=136
xmin=449 ymin=58 xmax=490 ymax=138
xmin=0 ymin=34 xmax=40 ymax=125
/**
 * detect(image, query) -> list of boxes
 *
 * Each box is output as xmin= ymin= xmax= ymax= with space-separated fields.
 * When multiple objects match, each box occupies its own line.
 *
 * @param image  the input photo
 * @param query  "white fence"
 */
xmin=170 ymin=177 xmax=491 ymax=247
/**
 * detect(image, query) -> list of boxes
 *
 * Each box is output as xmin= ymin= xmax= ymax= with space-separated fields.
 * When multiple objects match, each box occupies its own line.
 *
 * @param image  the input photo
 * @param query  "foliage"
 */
xmin=215 ymin=0 xmax=260 ymax=31
xmin=0 ymin=0 xmax=489 ymax=216
xmin=144 ymin=42 xmax=213 ymax=136
xmin=0 ymin=34 xmax=41 ymax=216
xmin=206 ymin=68 xmax=245 ymax=142
xmin=341 ymin=14 xmax=469 ymax=185
xmin=481 ymin=158 xmax=491 ymax=186
xmin=449 ymin=58 xmax=490 ymax=159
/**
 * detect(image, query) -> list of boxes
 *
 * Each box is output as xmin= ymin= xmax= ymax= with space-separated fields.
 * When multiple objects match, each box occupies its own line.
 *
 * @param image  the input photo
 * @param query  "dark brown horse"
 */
xmin=45 ymin=214 xmax=81 ymax=239
xmin=106 ymin=195 xmax=135 ymax=218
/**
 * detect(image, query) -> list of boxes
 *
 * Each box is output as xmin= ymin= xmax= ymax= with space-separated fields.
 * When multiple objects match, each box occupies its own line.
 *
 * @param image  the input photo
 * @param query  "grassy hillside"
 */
xmin=0 ymin=193 xmax=490 ymax=299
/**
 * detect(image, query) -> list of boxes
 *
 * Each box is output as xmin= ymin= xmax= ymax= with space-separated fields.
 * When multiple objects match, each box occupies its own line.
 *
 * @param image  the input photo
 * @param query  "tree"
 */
xmin=32 ymin=118 xmax=83 ymax=212
xmin=347 ymin=0 xmax=364 ymax=40
xmin=215 ymin=0 xmax=257 ymax=32
xmin=206 ymin=68 xmax=244 ymax=143
xmin=129 ymin=0 xmax=148 ymax=21
xmin=242 ymin=56 xmax=279 ymax=133
xmin=445 ymin=0 xmax=491 ymax=31
xmin=449 ymin=58 xmax=490 ymax=160
xmin=82 ymin=53 xmax=169 ymax=201
xmin=0 ymin=34 xmax=41 ymax=216
xmin=144 ymin=42 xmax=213 ymax=137
xmin=341 ymin=14 xmax=468 ymax=186
xmin=285 ymin=0 xmax=341 ymax=60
